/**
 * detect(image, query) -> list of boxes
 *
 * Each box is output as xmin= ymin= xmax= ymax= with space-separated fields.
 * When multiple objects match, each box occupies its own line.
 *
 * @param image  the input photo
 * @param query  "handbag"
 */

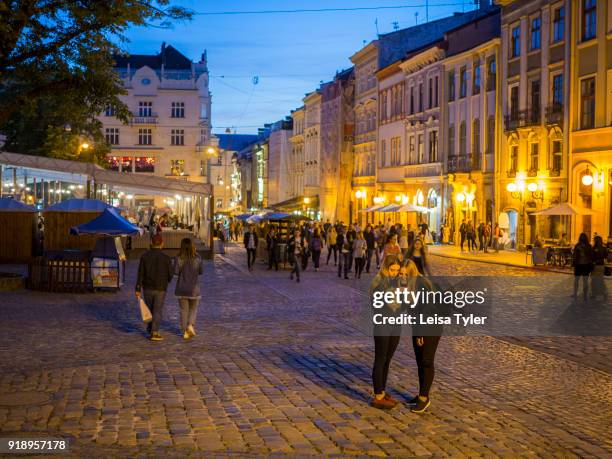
xmin=139 ymin=297 xmax=152 ymax=322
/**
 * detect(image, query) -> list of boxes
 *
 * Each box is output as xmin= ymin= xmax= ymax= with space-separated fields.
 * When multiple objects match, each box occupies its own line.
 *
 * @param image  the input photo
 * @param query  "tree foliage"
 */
xmin=0 ymin=0 xmax=192 ymax=162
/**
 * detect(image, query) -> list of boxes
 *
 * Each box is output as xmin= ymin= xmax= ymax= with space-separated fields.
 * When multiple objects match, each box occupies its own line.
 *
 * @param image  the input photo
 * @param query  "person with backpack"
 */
xmin=174 ymin=238 xmax=203 ymax=340
xmin=572 ymin=233 xmax=594 ymax=301
xmin=352 ymin=231 xmax=367 ymax=279
xmin=309 ymin=229 xmax=323 ymax=272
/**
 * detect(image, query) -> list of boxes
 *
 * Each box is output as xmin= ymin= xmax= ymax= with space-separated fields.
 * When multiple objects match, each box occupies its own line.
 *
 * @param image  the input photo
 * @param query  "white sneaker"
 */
xmin=187 ymin=325 xmax=197 ymax=336
xmin=183 ymin=330 xmax=190 ymax=340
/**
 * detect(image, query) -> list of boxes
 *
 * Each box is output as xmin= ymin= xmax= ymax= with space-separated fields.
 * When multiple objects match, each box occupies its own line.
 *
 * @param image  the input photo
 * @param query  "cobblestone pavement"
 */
xmin=0 ymin=244 xmax=610 ymax=457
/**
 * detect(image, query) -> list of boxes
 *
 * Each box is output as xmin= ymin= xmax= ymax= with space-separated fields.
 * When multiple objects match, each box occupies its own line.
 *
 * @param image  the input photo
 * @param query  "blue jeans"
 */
xmin=144 ymin=289 xmax=166 ymax=333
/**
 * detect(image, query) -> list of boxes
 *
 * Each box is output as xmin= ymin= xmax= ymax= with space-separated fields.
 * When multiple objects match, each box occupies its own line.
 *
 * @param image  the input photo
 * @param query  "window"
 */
xmin=138 ymin=128 xmax=152 ymax=145
xmin=171 ymin=129 xmax=185 ymax=146
xmin=135 ymin=157 xmax=155 ymax=173
xmin=473 ymin=60 xmax=481 ymax=95
xmin=105 ymin=128 xmax=119 ymax=145
xmin=170 ymin=159 xmax=185 ymax=176
xmin=553 ymin=6 xmax=565 ymax=42
xmin=434 ymin=76 xmax=439 ymax=106
xmin=216 ymin=198 xmax=223 ymax=209
xmin=486 ymin=56 xmax=496 ymax=91
xmin=448 ymin=124 xmax=455 ymax=156
xmin=418 ymin=83 xmax=423 ymax=112
xmin=381 ymin=91 xmax=388 ymax=121
xmin=138 ymin=101 xmax=152 ymax=117
xmin=580 ymin=77 xmax=595 ymax=129
xmin=417 ymin=134 xmax=424 ymax=164
xmin=487 ymin=116 xmax=495 ymax=153
xmin=217 ymin=154 xmax=223 ymax=165
xmin=380 ymin=139 xmax=386 ymax=167
xmin=531 ymin=79 xmax=541 ymax=121
xmin=448 ymin=71 xmax=455 ymax=102
xmin=409 ymin=135 xmax=416 ymax=164
xmin=429 ymin=130 xmax=438 ymax=162
xmin=473 ymin=119 xmax=480 ymax=154
xmin=511 ymin=25 xmax=521 ymax=58
xmin=120 ymin=157 xmax=132 ymax=173
xmin=582 ymin=0 xmax=596 ymax=41
xmin=428 ymin=78 xmax=433 ymax=109
xmin=529 ymin=143 xmax=539 ymax=172
xmin=200 ymin=102 xmax=208 ymax=119
xmin=509 ymin=145 xmax=518 ymax=172
xmin=409 ymin=87 xmax=414 ymax=114
xmin=459 ymin=67 xmax=467 ymax=98
xmin=510 ymin=85 xmax=519 ymax=119
xmin=391 ymin=137 xmax=401 ymax=166
xmin=530 ymin=17 xmax=541 ymax=50
xmin=552 ymin=74 xmax=563 ymax=110
xmin=551 ymin=140 xmax=562 ymax=171
xmin=171 ymin=102 xmax=185 ymax=118
xmin=107 ymin=157 xmax=119 ymax=171
xmin=459 ymin=122 xmax=466 ymax=155
xmin=105 ymin=105 xmax=116 ymax=117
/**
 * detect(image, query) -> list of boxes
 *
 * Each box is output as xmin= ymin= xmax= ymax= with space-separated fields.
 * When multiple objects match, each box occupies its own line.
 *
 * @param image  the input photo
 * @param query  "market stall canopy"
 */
xmin=398 ymin=204 xmax=429 ymax=213
xmin=46 ymin=198 xmax=119 ymax=213
xmin=264 ymin=212 xmax=292 ymax=220
xmin=361 ymin=205 xmax=384 ymax=212
xmin=0 ymin=197 xmax=36 ymax=212
xmin=70 ymin=208 xmax=143 ymax=236
xmin=530 ymin=202 xmax=596 ymax=216
xmin=378 ymin=204 xmax=402 ymax=212
xmin=235 ymin=213 xmax=253 ymax=221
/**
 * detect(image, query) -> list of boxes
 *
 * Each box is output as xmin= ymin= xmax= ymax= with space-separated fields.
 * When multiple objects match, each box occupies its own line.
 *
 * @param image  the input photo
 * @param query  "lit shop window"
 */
xmin=107 ymin=156 xmax=120 ymax=171
xmin=135 ymin=157 xmax=155 ymax=173
xmin=170 ymin=160 xmax=186 ymax=176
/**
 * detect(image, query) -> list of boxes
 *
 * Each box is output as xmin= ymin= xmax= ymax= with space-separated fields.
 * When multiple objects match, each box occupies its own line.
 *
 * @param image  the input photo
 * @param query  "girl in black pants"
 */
xmin=370 ymin=255 xmax=403 ymax=409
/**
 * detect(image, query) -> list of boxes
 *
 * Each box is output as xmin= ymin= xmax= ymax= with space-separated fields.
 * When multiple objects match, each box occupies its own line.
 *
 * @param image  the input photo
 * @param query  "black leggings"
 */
xmin=372 ymin=335 xmax=401 ymax=394
xmin=412 ymin=335 xmax=441 ymax=398
xmin=327 ymin=245 xmax=337 ymax=264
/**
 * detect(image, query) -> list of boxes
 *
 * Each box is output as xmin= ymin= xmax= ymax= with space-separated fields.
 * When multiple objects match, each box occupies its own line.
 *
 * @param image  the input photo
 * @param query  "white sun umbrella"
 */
xmin=378 ymin=204 xmax=402 ymax=212
xmin=398 ymin=203 xmax=429 ymax=213
xmin=530 ymin=202 xmax=596 ymax=216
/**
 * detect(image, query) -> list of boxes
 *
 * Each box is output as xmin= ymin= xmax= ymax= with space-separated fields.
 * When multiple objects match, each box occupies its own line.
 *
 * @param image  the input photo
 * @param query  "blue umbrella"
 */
xmin=70 ymin=208 xmax=142 ymax=236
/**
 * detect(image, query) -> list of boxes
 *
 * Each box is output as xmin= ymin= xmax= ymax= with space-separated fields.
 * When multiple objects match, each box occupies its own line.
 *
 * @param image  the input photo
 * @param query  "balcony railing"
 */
xmin=545 ymin=104 xmax=564 ymax=126
xmin=504 ymin=109 xmax=541 ymax=131
xmin=447 ymin=154 xmax=481 ymax=173
xmin=130 ymin=114 xmax=158 ymax=125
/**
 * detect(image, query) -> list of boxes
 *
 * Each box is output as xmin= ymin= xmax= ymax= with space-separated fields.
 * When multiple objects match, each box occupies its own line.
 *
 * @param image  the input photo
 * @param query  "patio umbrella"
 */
xmin=397 ymin=204 xmax=429 ymax=213
xmin=361 ymin=204 xmax=384 ymax=212
xmin=235 ymin=213 xmax=253 ymax=221
xmin=378 ymin=204 xmax=402 ymax=212
xmin=70 ymin=208 xmax=143 ymax=236
xmin=530 ymin=202 xmax=596 ymax=216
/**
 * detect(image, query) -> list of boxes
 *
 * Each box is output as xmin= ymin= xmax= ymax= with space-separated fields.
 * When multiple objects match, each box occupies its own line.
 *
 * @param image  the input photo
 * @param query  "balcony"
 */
xmin=545 ymin=104 xmax=564 ymax=126
xmin=506 ymin=170 xmax=517 ymax=178
xmin=130 ymin=114 xmax=158 ymax=125
xmin=504 ymin=109 xmax=541 ymax=131
xmin=404 ymin=162 xmax=442 ymax=178
xmin=447 ymin=154 xmax=481 ymax=173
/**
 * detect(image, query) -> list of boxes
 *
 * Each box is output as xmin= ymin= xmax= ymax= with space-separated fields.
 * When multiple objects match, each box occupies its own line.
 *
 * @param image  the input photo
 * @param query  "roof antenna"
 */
xmin=415 ymin=11 xmax=419 ymax=25
xmin=392 ymin=21 xmax=399 ymax=31
xmin=426 ymin=0 xmax=429 ymax=22
xmin=375 ymin=18 xmax=379 ymax=36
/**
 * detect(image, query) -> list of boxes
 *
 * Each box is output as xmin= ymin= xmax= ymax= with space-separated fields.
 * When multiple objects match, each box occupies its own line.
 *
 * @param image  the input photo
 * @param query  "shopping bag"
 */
xmin=139 ymin=297 xmax=152 ymax=322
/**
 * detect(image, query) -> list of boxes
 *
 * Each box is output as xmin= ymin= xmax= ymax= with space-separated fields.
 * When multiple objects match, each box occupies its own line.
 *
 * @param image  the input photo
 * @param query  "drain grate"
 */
xmin=0 ymin=391 xmax=51 ymax=406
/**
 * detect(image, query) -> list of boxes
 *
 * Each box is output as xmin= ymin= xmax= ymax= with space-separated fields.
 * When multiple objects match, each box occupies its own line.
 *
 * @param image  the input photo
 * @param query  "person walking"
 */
xmin=346 ymin=224 xmax=357 ymax=271
xmin=352 ymin=231 xmax=367 ymax=279
xmin=483 ymin=222 xmax=491 ymax=253
xmin=326 ymin=226 xmax=338 ymax=265
xmin=174 ymin=238 xmax=203 ymax=340
xmin=337 ymin=227 xmax=350 ymax=280
xmin=590 ymin=235 xmax=608 ymax=300
xmin=243 ymin=224 xmax=258 ymax=271
xmin=136 ymin=234 xmax=174 ymax=341
xmin=370 ymin=255 xmax=403 ymax=409
xmin=466 ymin=220 xmax=476 ymax=251
xmin=459 ymin=219 xmax=467 ymax=251
xmin=364 ymin=225 xmax=376 ymax=273
xmin=266 ymin=227 xmax=279 ymax=271
xmin=309 ymin=229 xmax=323 ymax=271
xmin=399 ymin=229 xmax=409 ymax=260
xmin=493 ymin=223 xmax=501 ymax=253
xmin=572 ymin=232 xmax=594 ymax=301
xmin=382 ymin=234 xmax=402 ymax=260
xmin=287 ymin=230 xmax=302 ymax=283
xmin=406 ymin=237 xmax=429 ymax=276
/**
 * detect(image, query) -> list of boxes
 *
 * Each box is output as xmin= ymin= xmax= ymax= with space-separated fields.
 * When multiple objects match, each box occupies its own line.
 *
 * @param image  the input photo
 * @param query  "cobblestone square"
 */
xmin=0 ymin=245 xmax=610 ymax=457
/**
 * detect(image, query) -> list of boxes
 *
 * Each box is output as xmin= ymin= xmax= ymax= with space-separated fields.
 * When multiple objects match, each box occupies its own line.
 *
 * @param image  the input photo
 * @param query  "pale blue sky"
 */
xmin=124 ymin=1 xmax=479 ymax=134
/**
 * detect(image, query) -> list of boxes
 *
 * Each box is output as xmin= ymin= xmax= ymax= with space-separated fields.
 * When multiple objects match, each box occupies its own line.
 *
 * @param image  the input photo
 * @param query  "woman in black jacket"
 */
xmin=573 ymin=232 xmax=594 ymax=300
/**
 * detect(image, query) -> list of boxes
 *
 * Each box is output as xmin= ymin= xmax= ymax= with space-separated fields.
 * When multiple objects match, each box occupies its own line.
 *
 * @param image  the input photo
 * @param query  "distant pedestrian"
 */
xmin=326 ymin=226 xmax=338 ymax=265
xmin=572 ymin=233 xmax=594 ymax=301
xmin=364 ymin=225 xmax=377 ymax=273
xmin=287 ymin=230 xmax=302 ymax=283
xmin=136 ymin=234 xmax=174 ymax=341
xmin=174 ymin=238 xmax=203 ymax=340
xmin=493 ymin=223 xmax=501 ymax=252
xmin=337 ymin=227 xmax=350 ymax=279
xmin=353 ymin=231 xmax=367 ymax=279
xmin=591 ymin=235 xmax=608 ymax=300
xmin=459 ymin=219 xmax=467 ymax=251
xmin=309 ymin=229 xmax=323 ymax=271
xmin=243 ymin=224 xmax=258 ymax=271
xmin=346 ymin=224 xmax=357 ymax=271
xmin=266 ymin=227 xmax=279 ymax=271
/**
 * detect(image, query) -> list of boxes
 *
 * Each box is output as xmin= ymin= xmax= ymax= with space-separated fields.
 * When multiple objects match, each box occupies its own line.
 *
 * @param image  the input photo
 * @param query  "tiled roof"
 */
xmin=377 ymin=7 xmax=498 ymax=68
xmin=113 ymin=44 xmax=192 ymax=70
xmin=217 ymin=134 xmax=260 ymax=152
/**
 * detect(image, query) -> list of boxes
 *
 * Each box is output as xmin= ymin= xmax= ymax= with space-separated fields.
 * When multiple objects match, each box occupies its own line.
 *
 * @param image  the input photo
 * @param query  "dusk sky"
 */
xmin=124 ymin=1 xmax=480 ymax=135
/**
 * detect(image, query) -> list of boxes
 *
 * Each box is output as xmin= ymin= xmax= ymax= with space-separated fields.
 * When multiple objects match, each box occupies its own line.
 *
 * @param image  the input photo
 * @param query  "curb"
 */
xmin=428 ymin=251 xmax=573 ymax=275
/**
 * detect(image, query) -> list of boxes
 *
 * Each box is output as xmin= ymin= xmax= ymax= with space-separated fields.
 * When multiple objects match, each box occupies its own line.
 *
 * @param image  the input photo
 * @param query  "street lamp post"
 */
xmin=506 ymin=180 xmax=544 ymax=249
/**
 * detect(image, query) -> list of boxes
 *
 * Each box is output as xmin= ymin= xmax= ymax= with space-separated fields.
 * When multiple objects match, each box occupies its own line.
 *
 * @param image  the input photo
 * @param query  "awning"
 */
xmin=361 ymin=204 xmax=384 ymax=212
xmin=378 ymin=204 xmax=402 ymax=212
xmin=530 ymin=202 xmax=596 ymax=216
xmin=269 ymin=195 xmax=319 ymax=211
xmin=70 ymin=208 xmax=143 ymax=236
xmin=0 ymin=197 xmax=36 ymax=212
xmin=235 ymin=213 xmax=253 ymax=221
xmin=398 ymin=204 xmax=429 ymax=213
xmin=45 ymin=198 xmax=119 ymax=213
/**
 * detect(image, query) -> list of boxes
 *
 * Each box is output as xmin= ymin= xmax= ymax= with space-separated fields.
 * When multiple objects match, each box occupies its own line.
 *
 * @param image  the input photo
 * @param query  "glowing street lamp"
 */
xmin=581 ymin=168 xmax=594 ymax=186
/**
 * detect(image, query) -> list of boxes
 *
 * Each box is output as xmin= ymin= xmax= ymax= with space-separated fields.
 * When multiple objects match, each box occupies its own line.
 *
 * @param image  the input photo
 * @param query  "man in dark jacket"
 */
xmin=459 ymin=219 xmax=467 ymax=251
xmin=346 ymin=224 xmax=357 ymax=271
xmin=136 ymin=234 xmax=173 ymax=341
xmin=364 ymin=225 xmax=376 ymax=273
xmin=244 ymin=224 xmax=258 ymax=271
xmin=266 ymin=227 xmax=279 ymax=271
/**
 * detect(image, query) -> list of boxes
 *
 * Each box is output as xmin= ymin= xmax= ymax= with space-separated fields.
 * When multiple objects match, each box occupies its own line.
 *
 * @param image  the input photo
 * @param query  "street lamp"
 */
xmin=581 ymin=167 xmax=594 ymax=186
xmin=303 ymin=197 xmax=310 ymax=204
